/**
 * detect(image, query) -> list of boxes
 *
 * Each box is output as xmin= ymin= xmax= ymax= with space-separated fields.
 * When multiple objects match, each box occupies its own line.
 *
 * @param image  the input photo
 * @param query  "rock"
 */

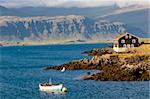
xmin=83 ymin=47 xmax=113 ymax=56
xmin=44 ymin=45 xmax=150 ymax=81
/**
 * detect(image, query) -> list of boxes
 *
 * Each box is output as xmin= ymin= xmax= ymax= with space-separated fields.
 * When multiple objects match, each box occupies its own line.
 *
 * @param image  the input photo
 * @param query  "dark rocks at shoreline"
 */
xmin=83 ymin=47 xmax=138 ymax=56
xmin=74 ymin=70 xmax=102 ymax=80
xmin=44 ymin=54 xmax=150 ymax=81
xmin=44 ymin=58 xmax=97 ymax=70
xmin=85 ymin=60 xmax=150 ymax=81
xmin=44 ymin=45 xmax=150 ymax=81
xmin=83 ymin=47 xmax=114 ymax=56
xmin=84 ymin=55 xmax=150 ymax=81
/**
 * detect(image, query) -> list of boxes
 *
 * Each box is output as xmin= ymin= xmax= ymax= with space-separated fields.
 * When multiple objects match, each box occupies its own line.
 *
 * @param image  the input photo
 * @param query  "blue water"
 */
xmin=0 ymin=43 xmax=149 ymax=99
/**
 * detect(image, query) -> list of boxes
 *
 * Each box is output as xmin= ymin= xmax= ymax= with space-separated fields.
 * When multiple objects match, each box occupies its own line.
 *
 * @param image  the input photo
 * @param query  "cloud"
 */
xmin=0 ymin=0 xmax=149 ymax=8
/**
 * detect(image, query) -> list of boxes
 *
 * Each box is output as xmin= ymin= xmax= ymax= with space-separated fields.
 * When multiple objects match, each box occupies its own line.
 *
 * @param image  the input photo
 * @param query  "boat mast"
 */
xmin=49 ymin=78 xmax=52 ymax=84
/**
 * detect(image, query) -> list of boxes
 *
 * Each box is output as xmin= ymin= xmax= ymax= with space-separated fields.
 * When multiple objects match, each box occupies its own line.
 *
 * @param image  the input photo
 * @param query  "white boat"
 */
xmin=61 ymin=67 xmax=66 ymax=72
xmin=39 ymin=84 xmax=67 ymax=92
xmin=39 ymin=79 xmax=67 ymax=93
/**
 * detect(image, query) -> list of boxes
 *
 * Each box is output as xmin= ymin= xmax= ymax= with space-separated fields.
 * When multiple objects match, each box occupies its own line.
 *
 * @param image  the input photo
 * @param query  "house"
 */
xmin=113 ymin=32 xmax=140 ymax=52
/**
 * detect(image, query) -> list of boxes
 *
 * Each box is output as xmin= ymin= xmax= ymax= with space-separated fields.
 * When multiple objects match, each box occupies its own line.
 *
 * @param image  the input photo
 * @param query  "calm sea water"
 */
xmin=0 ymin=43 xmax=149 ymax=99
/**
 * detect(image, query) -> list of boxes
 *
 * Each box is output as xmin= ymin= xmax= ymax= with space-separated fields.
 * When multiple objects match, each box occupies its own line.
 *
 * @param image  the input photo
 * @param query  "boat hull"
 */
xmin=39 ymin=84 xmax=67 ymax=92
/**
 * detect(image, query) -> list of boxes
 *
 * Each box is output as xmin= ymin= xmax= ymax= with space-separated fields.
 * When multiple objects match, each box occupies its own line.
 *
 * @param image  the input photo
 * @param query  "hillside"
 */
xmin=0 ymin=5 xmax=119 ymax=18
xmin=0 ymin=15 xmax=142 ymax=43
xmin=104 ymin=8 xmax=150 ymax=37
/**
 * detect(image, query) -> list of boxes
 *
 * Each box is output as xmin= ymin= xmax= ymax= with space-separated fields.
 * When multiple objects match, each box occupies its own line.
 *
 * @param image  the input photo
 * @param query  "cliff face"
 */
xmin=0 ymin=15 xmax=143 ymax=41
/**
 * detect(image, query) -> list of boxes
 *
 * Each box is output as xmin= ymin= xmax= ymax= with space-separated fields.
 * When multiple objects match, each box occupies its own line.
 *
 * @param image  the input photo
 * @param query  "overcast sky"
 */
xmin=0 ymin=0 xmax=149 ymax=8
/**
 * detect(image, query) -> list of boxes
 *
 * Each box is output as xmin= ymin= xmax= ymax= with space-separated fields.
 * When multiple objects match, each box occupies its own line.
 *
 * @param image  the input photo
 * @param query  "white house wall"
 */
xmin=113 ymin=47 xmax=128 ymax=52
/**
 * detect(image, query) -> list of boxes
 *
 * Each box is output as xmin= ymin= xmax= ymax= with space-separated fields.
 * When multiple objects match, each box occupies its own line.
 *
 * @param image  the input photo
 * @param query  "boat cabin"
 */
xmin=113 ymin=32 xmax=140 ymax=52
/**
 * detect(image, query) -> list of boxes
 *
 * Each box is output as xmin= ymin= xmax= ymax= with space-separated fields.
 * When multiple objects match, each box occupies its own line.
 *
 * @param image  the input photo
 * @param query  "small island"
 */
xmin=44 ymin=33 xmax=150 ymax=81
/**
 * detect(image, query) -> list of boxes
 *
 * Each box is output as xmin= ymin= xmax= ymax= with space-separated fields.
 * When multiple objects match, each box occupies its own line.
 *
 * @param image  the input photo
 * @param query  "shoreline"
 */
xmin=1 ymin=38 xmax=149 ymax=47
xmin=0 ymin=40 xmax=113 ymax=47
xmin=44 ymin=44 xmax=150 ymax=81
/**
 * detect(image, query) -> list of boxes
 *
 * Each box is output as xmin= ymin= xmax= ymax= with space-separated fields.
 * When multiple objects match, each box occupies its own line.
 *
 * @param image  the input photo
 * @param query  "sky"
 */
xmin=0 ymin=0 xmax=149 ymax=8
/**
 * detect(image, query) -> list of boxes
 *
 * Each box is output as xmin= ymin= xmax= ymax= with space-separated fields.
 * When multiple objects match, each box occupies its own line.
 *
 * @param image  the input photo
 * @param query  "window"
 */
xmin=131 ymin=44 xmax=134 ymax=48
xmin=132 ymin=39 xmax=136 ymax=43
xmin=121 ymin=39 xmax=125 ymax=43
xmin=123 ymin=44 xmax=126 ymax=47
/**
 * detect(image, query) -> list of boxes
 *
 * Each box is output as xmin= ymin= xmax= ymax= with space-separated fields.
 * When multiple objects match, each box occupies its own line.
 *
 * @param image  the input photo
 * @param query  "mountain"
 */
xmin=0 ymin=5 xmax=119 ymax=18
xmin=0 ymin=4 xmax=149 ymax=44
xmin=102 ymin=5 xmax=150 ymax=37
xmin=0 ymin=6 xmax=21 ymax=16
xmin=0 ymin=15 xmax=145 ymax=42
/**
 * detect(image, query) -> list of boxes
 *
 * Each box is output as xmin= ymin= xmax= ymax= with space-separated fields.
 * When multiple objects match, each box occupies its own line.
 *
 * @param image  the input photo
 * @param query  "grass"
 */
xmin=103 ymin=44 xmax=150 ymax=58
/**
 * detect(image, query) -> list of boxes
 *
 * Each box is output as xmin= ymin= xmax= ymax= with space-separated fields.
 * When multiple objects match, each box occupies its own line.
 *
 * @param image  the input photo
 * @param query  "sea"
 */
xmin=0 ymin=43 xmax=149 ymax=99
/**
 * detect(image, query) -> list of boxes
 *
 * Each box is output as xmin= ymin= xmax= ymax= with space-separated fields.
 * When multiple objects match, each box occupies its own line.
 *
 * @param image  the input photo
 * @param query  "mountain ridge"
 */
xmin=0 ymin=4 xmax=149 ymax=45
xmin=0 ymin=15 xmax=146 ymax=42
xmin=0 ymin=5 xmax=119 ymax=18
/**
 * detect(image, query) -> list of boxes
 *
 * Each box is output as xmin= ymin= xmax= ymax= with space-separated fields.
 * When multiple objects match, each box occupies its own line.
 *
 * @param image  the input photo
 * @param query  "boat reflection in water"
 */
xmin=39 ymin=90 xmax=67 ymax=98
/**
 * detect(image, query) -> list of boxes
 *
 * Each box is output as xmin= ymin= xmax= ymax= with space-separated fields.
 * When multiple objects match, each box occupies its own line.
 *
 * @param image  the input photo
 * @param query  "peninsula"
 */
xmin=44 ymin=34 xmax=150 ymax=81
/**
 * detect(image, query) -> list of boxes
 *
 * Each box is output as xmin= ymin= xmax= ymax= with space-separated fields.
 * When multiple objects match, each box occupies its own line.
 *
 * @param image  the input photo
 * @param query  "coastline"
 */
xmin=44 ymin=44 xmax=150 ymax=81
xmin=1 ymin=38 xmax=149 ymax=47
xmin=0 ymin=39 xmax=112 ymax=47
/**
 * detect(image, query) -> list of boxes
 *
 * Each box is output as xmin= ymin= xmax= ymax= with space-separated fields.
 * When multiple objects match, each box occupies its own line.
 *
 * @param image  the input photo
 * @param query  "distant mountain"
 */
xmin=0 ymin=15 xmax=145 ymax=41
xmin=0 ymin=6 xmax=16 ymax=15
xmin=102 ymin=5 xmax=150 ymax=37
xmin=0 ymin=4 xmax=149 ymax=43
xmin=0 ymin=5 xmax=119 ymax=18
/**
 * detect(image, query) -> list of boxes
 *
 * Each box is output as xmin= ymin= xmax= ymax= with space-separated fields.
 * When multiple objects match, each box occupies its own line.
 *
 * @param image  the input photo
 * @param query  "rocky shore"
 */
xmin=44 ymin=44 xmax=150 ymax=81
